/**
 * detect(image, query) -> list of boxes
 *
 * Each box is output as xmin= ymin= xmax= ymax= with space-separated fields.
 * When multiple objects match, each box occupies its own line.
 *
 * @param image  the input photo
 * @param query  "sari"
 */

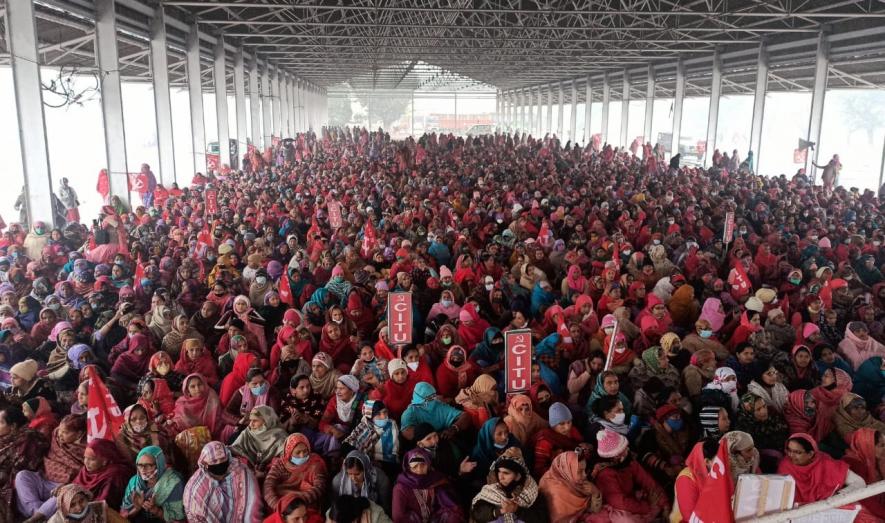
xmin=262 ymin=433 xmax=328 ymax=511
xmin=183 ymin=441 xmax=262 ymax=523
xmin=121 ymin=446 xmax=186 ymax=522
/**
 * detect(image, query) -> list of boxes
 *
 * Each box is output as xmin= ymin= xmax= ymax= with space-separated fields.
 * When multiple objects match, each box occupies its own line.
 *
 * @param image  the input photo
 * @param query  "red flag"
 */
xmin=729 ymin=262 xmax=752 ymax=296
xmin=133 ymin=259 xmax=145 ymax=290
xmin=537 ymin=220 xmax=551 ymax=248
xmin=612 ymin=241 xmax=621 ymax=272
xmin=690 ymin=438 xmax=735 ymax=523
xmin=361 ymin=219 xmax=378 ymax=258
xmin=86 ymin=367 xmax=124 ymax=443
xmin=279 ymin=272 xmax=294 ymax=306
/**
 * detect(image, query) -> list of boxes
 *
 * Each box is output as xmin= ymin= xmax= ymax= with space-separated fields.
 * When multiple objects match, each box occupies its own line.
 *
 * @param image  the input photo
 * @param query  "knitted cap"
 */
xmin=439 ymin=266 xmax=453 ymax=278
xmin=745 ymin=296 xmax=764 ymax=313
xmin=755 ymin=288 xmax=777 ymax=304
xmin=548 ymin=402 xmax=572 ymax=427
xmin=388 ymin=359 xmax=407 ymax=374
xmin=596 ymin=429 xmax=628 ymax=458
xmin=10 ymin=359 xmax=38 ymax=381
xmin=337 ymin=374 xmax=360 ymax=393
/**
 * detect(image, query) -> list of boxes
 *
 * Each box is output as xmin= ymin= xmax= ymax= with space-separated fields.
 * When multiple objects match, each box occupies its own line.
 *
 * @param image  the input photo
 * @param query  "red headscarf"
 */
xmin=174 ymin=339 xmax=219 ymax=387
xmin=173 ymin=373 xmax=224 ymax=437
xmin=783 ymin=389 xmax=832 ymax=442
xmin=74 ymin=438 xmax=132 ymax=505
xmin=777 ymin=433 xmax=849 ymax=504
xmin=456 ymin=302 xmax=489 ymax=351
xmin=219 ymin=350 xmax=258 ymax=404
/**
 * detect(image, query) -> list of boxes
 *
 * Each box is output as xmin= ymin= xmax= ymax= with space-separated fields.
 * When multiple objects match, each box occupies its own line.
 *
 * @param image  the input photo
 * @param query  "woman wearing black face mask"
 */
xmin=182 ymin=441 xmax=261 ymax=522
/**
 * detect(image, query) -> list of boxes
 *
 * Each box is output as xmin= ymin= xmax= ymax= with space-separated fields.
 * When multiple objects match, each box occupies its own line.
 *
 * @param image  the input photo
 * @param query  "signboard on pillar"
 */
xmin=723 ymin=212 xmax=735 ymax=244
xmin=504 ymin=329 xmax=532 ymax=393
xmin=387 ymin=292 xmax=413 ymax=345
xmin=206 ymin=154 xmax=220 ymax=172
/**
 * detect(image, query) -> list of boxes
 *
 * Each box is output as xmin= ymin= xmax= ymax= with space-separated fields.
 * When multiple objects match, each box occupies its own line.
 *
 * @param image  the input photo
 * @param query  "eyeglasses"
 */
xmin=136 ymin=463 xmax=157 ymax=470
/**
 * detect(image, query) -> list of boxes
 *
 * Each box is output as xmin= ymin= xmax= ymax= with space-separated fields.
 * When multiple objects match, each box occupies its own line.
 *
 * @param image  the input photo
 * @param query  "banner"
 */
xmin=328 ymin=199 xmax=343 ymax=230
xmin=206 ymin=189 xmax=218 ymax=215
xmin=723 ymin=211 xmax=735 ymax=244
xmin=206 ymin=154 xmax=220 ymax=171
xmin=361 ymin=219 xmax=378 ymax=258
xmin=279 ymin=273 xmax=294 ymax=306
xmin=690 ymin=438 xmax=735 ymax=523
xmin=504 ymin=329 xmax=532 ymax=393
xmin=793 ymin=148 xmax=807 ymax=164
xmin=387 ymin=292 xmax=413 ymax=345
xmin=86 ymin=366 xmax=124 ymax=443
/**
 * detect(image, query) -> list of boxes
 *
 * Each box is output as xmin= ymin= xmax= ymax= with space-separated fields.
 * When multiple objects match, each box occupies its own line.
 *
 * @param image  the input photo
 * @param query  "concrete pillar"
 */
xmin=749 ymin=42 xmax=769 ymax=165
xmin=185 ymin=24 xmax=205 ymax=173
xmin=281 ymin=73 xmax=290 ymax=138
xmin=806 ymin=33 xmax=829 ymax=180
xmin=644 ymin=65 xmax=655 ymax=144
xmin=584 ymin=76 xmax=591 ymax=143
xmin=213 ymin=38 xmax=231 ymax=168
xmin=150 ymin=6 xmax=175 ymax=184
xmin=95 ymin=0 xmax=129 ymax=202
xmin=271 ymin=68 xmax=281 ymax=138
xmin=704 ymin=52 xmax=722 ymax=167
xmin=670 ymin=58 xmax=686 ymax=157
xmin=233 ymin=47 xmax=247 ymax=163
xmin=601 ymin=72 xmax=610 ymax=144
xmin=620 ymin=70 xmax=630 ymax=148
xmin=556 ymin=82 xmax=564 ymax=137
xmin=261 ymin=63 xmax=272 ymax=147
xmin=288 ymin=77 xmax=296 ymax=137
xmin=248 ymin=52 xmax=261 ymax=150
xmin=6 ymin=0 xmax=55 ymax=225
xmin=570 ymin=80 xmax=578 ymax=143
xmin=546 ymin=86 xmax=553 ymax=134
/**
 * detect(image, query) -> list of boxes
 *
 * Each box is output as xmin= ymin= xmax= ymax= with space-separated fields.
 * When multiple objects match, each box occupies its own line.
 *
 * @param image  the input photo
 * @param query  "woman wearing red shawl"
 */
xmin=603 ymin=333 xmax=636 ymax=374
xmin=346 ymin=291 xmax=375 ymax=340
xmin=174 ymin=338 xmax=219 ymax=388
xmin=171 ymin=373 xmax=226 ymax=438
xmin=110 ymin=333 xmax=153 ymax=390
xmin=219 ymin=341 xmax=259 ymax=404
xmin=457 ymin=302 xmax=489 ymax=351
xmin=809 ymin=367 xmax=853 ymax=431
xmin=426 ymin=323 xmax=463 ymax=365
xmin=783 ymin=389 xmax=832 ymax=442
xmin=778 ymin=433 xmax=865 ymax=505
xmin=318 ymin=322 xmax=357 ymax=373
xmin=728 ymin=310 xmax=762 ymax=351
xmin=135 ymin=375 xmax=175 ymax=424
xmin=370 ymin=359 xmax=415 ymax=422
xmin=565 ymin=294 xmax=600 ymax=339
xmin=434 ymin=345 xmax=480 ymax=401
xmin=562 ymin=264 xmax=589 ymax=302
xmin=24 ymin=397 xmax=58 ymax=439
xmin=635 ymin=294 xmax=672 ymax=336
xmin=843 ymin=428 xmax=885 ymax=519
xmin=74 ymin=438 xmax=132 ymax=509
xmin=263 ymin=433 xmax=328 ymax=513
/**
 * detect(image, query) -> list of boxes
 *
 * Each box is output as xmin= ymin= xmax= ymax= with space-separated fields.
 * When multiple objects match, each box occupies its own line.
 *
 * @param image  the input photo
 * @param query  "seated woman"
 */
xmin=319 ymin=374 xmax=366 ymax=451
xmin=121 ymin=446 xmax=186 ymax=523
xmin=722 ymin=430 xmax=761 ymax=481
xmin=47 ymin=483 xmax=126 ymax=523
xmin=110 ymin=333 xmax=153 ymax=393
xmin=342 ymin=400 xmax=400 ymax=473
xmin=183 ymin=441 xmax=262 ymax=522
xmin=263 ymin=433 xmax=328 ymax=515
xmin=470 ymin=417 xmax=521 ymax=478
xmin=4 ymin=359 xmax=55 ymax=406
xmin=327 ymin=494 xmax=390 ymax=523
xmin=586 ymin=371 xmax=633 ymax=423
xmin=73 ymin=439 xmax=132 ymax=509
xmin=538 ymin=448 xmax=606 ymax=522
xmin=392 ymin=449 xmax=463 ymax=523
xmin=135 ymin=378 xmax=175 ymax=429
xmin=434 ymin=345 xmax=480 ymax=401
xmin=331 ymin=450 xmax=392 ymax=515
xmin=746 ymin=362 xmax=789 ymax=414
xmin=783 ymin=345 xmax=821 ymax=391
xmin=833 ymin=393 xmax=885 ymax=444
xmin=169 ymin=374 xmax=233 ymax=471
xmin=116 ymin=404 xmax=171 ymax=465
xmin=264 ymin=498 xmax=324 ymax=523
xmin=15 ymin=414 xmax=85 ymax=522
xmin=503 ymin=393 xmax=547 ymax=447
xmin=224 ymin=367 xmax=280 ymax=436
xmin=777 ymin=433 xmax=866 ymax=505
xmin=533 ymin=402 xmax=585 ymax=477
xmin=147 ymin=351 xmax=185 ymax=397
xmin=673 ymin=439 xmax=721 ymax=523
xmin=594 ymin=429 xmax=670 ymax=521
xmin=173 ymin=338 xmax=218 ymax=388
xmin=628 ymin=346 xmax=680 ymax=392
xmin=230 ymin=406 xmax=288 ymax=479
xmin=472 ymin=449 xmax=547 ymax=523
xmin=783 ymin=389 xmax=832 ymax=443
xmin=370 ymin=359 xmax=415 ymax=423
xmin=843 ymin=428 xmax=885 ymax=520
xmin=23 ymin=397 xmax=57 ymax=440
xmin=586 ymin=395 xmax=631 ymax=441
xmin=455 ymin=374 xmax=499 ymax=431
xmin=636 ymin=404 xmax=693 ymax=489
xmin=852 ymin=356 xmax=885 ymax=407
xmin=308 ymin=352 xmax=342 ymax=401
xmin=735 ymin=393 xmax=789 ymax=471
xmin=399 ymin=382 xmax=470 ymax=442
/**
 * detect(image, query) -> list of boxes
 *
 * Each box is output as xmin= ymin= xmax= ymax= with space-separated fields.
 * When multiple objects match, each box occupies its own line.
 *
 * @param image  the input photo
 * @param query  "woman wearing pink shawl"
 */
xmin=699 ymin=297 xmax=727 ymax=334
xmin=457 ymin=302 xmax=490 ymax=352
xmin=110 ymin=333 xmax=153 ymax=389
xmin=183 ymin=441 xmax=262 ymax=523
xmin=171 ymin=374 xmax=227 ymax=438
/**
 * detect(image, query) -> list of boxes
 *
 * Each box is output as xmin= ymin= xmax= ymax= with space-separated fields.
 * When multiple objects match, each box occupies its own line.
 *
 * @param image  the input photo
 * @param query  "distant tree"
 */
xmin=356 ymin=92 xmax=410 ymax=130
xmin=839 ymin=90 xmax=885 ymax=145
xmin=328 ymin=97 xmax=353 ymax=126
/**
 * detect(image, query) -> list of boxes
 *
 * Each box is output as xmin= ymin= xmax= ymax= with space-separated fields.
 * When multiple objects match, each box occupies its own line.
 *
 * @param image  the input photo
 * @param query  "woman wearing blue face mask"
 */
xmin=469 ymin=418 xmax=521 ymax=480
xmin=224 ymin=367 xmax=280 ymax=434
xmin=342 ymin=400 xmax=400 ymax=472
xmin=635 ymin=404 xmax=693 ymax=492
xmin=263 ymin=433 xmax=328 ymax=516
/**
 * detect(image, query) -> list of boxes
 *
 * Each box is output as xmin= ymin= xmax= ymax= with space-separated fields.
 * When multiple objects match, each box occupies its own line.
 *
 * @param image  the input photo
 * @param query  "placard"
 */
xmin=387 ymin=292 xmax=413 ymax=345
xmin=504 ymin=329 xmax=532 ymax=393
xmin=723 ymin=211 xmax=735 ymax=244
xmin=328 ymin=199 xmax=343 ymax=229
xmin=206 ymin=189 xmax=218 ymax=215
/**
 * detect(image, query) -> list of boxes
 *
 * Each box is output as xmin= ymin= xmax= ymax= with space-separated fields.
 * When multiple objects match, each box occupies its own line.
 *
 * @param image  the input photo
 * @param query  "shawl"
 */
xmin=230 ymin=406 xmax=287 ymax=468
xmin=115 ymin=405 xmax=156 ymax=461
xmin=538 ymin=451 xmax=601 ymax=522
xmin=747 ymin=379 xmax=790 ymax=413
xmin=309 ymin=352 xmax=341 ymax=399
xmin=471 ymin=452 xmax=540 ymax=523
xmin=723 ymin=430 xmax=760 ymax=482
xmin=111 ymin=333 xmax=152 ymax=385
xmin=219 ymin=351 xmax=257 ymax=404
xmin=174 ymin=339 xmax=219 ymax=387
xmin=454 ymin=373 xmax=498 ymax=410
xmin=844 ymin=428 xmax=884 ymax=485
xmin=121 ymin=446 xmax=185 ymax=521
xmin=161 ymin=315 xmax=204 ymax=357
xmin=839 ymin=323 xmax=885 ymax=371
xmin=50 ymin=484 xmax=107 ymax=523
xmin=565 ymin=265 xmax=587 ymax=293
xmin=853 ymin=356 xmax=885 ymax=407
xmin=337 ymin=449 xmax=381 ymax=501
xmin=45 ymin=330 xmax=74 ymax=378
xmin=504 ymin=394 xmax=547 ymax=445
xmin=470 ymin=417 xmax=520 ymax=473
xmin=777 ymin=433 xmax=849 ymax=504
xmin=700 ymin=298 xmax=726 ymax=332
xmin=74 ymin=438 xmax=132 ymax=504
xmin=783 ymin=389 xmax=831 ymax=442
xmin=27 ymin=396 xmax=58 ymax=436
xmin=457 ymin=302 xmax=490 ymax=350
xmin=147 ymin=305 xmax=174 ymax=340
xmin=43 ymin=420 xmax=87 ymax=483
xmin=810 ymin=368 xmax=853 ymax=426
xmin=172 ymin=373 xmax=224 ymax=437
xmin=183 ymin=442 xmax=261 ymax=523
xmin=267 ymin=433 xmax=328 ymax=509
xmin=318 ymin=323 xmax=354 ymax=367
xmin=586 ymin=372 xmax=633 ymax=419
xmin=832 ymin=393 xmax=885 ymax=442
xmin=668 ymin=284 xmax=698 ymax=327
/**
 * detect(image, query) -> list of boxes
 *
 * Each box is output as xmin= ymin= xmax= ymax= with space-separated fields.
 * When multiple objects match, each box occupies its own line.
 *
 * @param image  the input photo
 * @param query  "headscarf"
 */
xmin=396 ymin=448 xmax=448 ymax=490
xmin=832 ymin=393 xmax=885 ymax=442
xmin=111 ymin=333 xmax=152 ymax=385
xmin=705 ymin=367 xmax=740 ymax=411
xmin=309 ymin=352 xmax=340 ymax=399
xmin=455 ymin=373 xmax=498 ymax=409
xmin=538 ymin=450 xmax=601 ymax=522
xmin=183 ymin=441 xmax=261 ymax=523
xmin=172 ymin=374 xmax=223 ymax=437
xmin=503 ymin=394 xmax=547 ymax=445
xmin=54 ymin=484 xmax=96 ymax=519
xmin=776 ymin=433 xmax=849 ymax=504
xmin=174 ymin=338 xmax=218 ymax=386
xmin=700 ymin=298 xmax=726 ymax=333
xmin=470 ymin=417 xmax=519 ymax=473
xmin=121 ymin=446 xmax=185 ymax=521
xmin=722 ymin=430 xmax=760 ymax=482
xmin=337 ymin=449 xmax=380 ymax=501
xmin=471 ymin=450 xmax=540 ymax=523
xmin=43 ymin=415 xmax=87 ymax=483
xmin=229 ymin=405 xmax=287 ymax=467
xmin=843 ymin=428 xmax=884 ymax=485
xmin=74 ymin=438 xmax=132 ymax=499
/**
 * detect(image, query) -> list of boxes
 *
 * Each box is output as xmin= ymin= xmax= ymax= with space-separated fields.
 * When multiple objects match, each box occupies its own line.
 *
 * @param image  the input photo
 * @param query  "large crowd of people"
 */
xmin=0 ymin=127 xmax=884 ymax=523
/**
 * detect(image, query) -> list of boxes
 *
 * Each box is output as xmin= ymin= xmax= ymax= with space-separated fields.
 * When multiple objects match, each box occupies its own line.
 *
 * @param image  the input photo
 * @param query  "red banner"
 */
xmin=793 ymin=148 xmax=807 ymax=164
xmin=206 ymin=154 xmax=220 ymax=171
xmin=206 ymin=189 xmax=218 ymax=215
xmin=279 ymin=273 xmax=294 ymax=306
xmin=361 ymin=220 xmax=378 ymax=258
xmin=328 ymin=199 xmax=343 ymax=230
xmin=504 ymin=329 xmax=532 ymax=393
xmin=387 ymin=292 xmax=413 ymax=345
xmin=86 ymin=366 xmax=124 ymax=443
xmin=723 ymin=211 xmax=735 ymax=244
xmin=690 ymin=438 xmax=735 ymax=523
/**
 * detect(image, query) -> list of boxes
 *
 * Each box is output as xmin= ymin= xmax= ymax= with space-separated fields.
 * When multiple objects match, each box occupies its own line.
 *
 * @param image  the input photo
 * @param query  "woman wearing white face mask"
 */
xmin=120 ymin=446 xmax=185 ymax=522
xmin=701 ymin=367 xmax=741 ymax=416
xmin=588 ymin=395 xmax=631 ymax=437
xmin=248 ymin=269 xmax=273 ymax=307
xmin=49 ymin=483 xmax=123 ymax=523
